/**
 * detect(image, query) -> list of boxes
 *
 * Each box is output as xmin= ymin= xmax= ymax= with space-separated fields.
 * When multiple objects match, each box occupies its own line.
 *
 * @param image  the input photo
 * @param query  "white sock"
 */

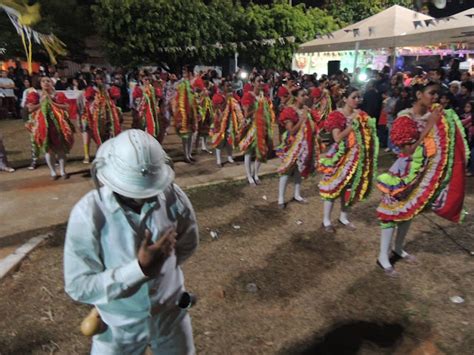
xmin=244 ymin=154 xmax=254 ymax=184
xmin=216 ymin=148 xmax=222 ymax=165
xmin=187 ymin=136 xmax=194 ymax=158
xmin=45 ymin=152 xmax=57 ymax=177
xmin=339 ymin=196 xmax=350 ymax=224
xmin=323 ymin=200 xmax=334 ymax=227
xmin=182 ymin=139 xmax=189 ymax=160
xmin=58 ymin=152 xmax=66 ymax=176
xmin=201 ymin=137 xmax=208 ymax=151
xmin=226 ymin=144 xmax=234 ymax=163
xmin=339 ymin=211 xmax=350 ymax=225
xmin=254 ymin=160 xmax=261 ymax=181
xmin=278 ymin=175 xmax=289 ymax=204
xmin=378 ymin=228 xmax=394 ymax=269
xmin=394 ymin=220 xmax=412 ymax=257
xmin=293 ymin=171 xmax=304 ymax=201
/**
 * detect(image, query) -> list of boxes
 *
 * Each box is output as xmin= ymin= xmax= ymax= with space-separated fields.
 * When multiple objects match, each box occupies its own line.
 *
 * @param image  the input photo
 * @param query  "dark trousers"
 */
xmin=0 ymin=97 xmax=18 ymax=119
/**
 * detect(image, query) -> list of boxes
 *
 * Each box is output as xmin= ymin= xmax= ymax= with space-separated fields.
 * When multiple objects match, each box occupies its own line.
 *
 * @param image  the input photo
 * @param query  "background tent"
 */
xmin=298 ymin=5 xmax=433 ymax=53
xmin=399 ymin=8 xmax=474 ymax=48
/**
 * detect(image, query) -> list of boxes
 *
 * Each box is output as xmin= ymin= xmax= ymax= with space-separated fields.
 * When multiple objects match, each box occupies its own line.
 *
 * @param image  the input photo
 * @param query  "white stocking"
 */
xmin=187 ymin=135 xmax=194 ymax=159
xmin=339 ymin=191 xmax=350 ymax=224
xmin=182 ymin=139 xmax=189 ymax=160
xmin=378 ymin=227 xmax=395 ymax=269
xmin=278 ymin=175 xmax=289 ymax=204
xmin=45 ymin=152 xmax=57 ymax=177
xmin=254 ymin=159 xmax=261 ymax=181
xmin=323 ymin=200 xmax=334 ymax=227
xmin=244 ymin=154 xmax=254 ymax=184
xmin=394 ymin=220 xmax=412 ymax=257
xmin=215 ymin=148 xmax=222 ymax=165
xmin=226 ymin=144 xmax=234 ymax=163
xmin=200 ymin=136 xmax=207 ymax=151
xmin=293 ymin=171 xmax=304 ymax=201
xmin=57 ymin=151 xmax=67 ymax=176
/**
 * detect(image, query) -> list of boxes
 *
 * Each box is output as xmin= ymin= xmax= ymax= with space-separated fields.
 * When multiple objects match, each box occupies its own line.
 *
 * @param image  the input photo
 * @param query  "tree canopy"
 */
xmin=92 ymin=0 xmax=339 ymax=70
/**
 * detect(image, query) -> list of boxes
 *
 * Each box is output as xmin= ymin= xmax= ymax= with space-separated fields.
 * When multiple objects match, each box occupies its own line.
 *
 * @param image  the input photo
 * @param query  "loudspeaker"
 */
xmin=327 ymin=61 xmax=341 ymax=77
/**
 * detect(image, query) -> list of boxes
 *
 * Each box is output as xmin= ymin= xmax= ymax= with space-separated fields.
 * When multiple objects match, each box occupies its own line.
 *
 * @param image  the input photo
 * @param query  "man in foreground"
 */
xmin=64 ymin=129 xmax=198 ymax=354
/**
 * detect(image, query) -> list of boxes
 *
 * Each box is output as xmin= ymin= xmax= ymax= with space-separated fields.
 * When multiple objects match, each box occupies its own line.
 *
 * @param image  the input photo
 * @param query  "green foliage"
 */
xmin=93 ymin=0 xmax=340 ymax=70
xmin=324 ymin=0 xmax=413 ymax=25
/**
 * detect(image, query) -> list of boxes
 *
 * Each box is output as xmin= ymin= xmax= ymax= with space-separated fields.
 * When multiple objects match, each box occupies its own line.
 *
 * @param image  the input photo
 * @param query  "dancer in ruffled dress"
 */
xmin=376 ymin=81 xmax=468 ymax=277
xmin=318 ymin=87 xmax=379 ymax=232
xmin=26 ymin=76 xmax=74 ymax=179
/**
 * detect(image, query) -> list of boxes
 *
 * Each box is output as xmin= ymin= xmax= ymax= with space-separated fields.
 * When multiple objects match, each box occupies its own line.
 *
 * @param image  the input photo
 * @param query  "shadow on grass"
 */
xmin=0 ymin=328 xmax=54 ymax=355
xmin=0 ymin=224 xmax=65 ymax=249
xmin=228 ymin=231 xmax=349 ymax=301
xmin=199 ymin=201 xmax=289 ymax=243
xmin=186 ymin=180 xmax=248 ymax=211
xmin=280 ymin=320 xmax=404 ymax=355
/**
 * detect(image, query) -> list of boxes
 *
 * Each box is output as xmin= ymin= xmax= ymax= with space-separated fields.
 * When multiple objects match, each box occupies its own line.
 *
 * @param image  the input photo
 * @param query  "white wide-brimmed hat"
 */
xmin=93 ymin=130 xmax=174 ymax=199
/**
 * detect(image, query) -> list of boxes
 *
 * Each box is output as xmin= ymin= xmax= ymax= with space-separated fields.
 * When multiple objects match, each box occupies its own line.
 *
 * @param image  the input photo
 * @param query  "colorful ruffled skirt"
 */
xmin=277 ymin=120 xmax=318 ymax=178
xmin=26 ymin=101 xmax=75 ymax=154
xmin=377 ymin=110 xmax=468 ymax=227
xmin=82 ymin=100 xmax=122 ymax=146
xmin=318 ymin=116 xmax=378 ymax=205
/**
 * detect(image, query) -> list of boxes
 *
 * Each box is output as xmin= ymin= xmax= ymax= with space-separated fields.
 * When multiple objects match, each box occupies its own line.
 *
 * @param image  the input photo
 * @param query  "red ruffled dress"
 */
xmin=377 ymin=107 xmax=468 ymax=227
xmin=81 ymin=86 xmax=122 ymax=145
xmin=318 ymin=110 xmax=379 ymax=205
xmin=25 ymin=91 xmax=75 ymax=153
xmin=210 ymin=94 xmax=243 ymax=149
xmin=133 ymin=85 xmax=161 ymax=139
xmin=173 ymin=80 xmax=197 ymax=139
xmin=238 ymin=91 xmax=275 ymax=162
xmin=276 ymin=107 xmax=320 ymax=177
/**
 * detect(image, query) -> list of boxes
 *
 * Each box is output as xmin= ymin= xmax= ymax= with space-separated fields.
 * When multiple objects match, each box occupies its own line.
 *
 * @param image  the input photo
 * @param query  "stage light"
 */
xmin=358 ymin=73 xmax=368 ymax=82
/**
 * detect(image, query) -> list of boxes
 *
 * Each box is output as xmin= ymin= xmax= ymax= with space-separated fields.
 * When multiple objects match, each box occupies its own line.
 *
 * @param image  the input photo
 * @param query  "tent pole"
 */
xmin=353 ymin=41 xmax=360 ymax=74
xmin=391 ymin=47 xmax=397 ymax=74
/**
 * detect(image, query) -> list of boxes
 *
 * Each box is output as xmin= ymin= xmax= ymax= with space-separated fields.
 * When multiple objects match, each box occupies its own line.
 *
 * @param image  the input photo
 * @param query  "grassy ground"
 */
xmin=0 ymin=172 xmax=473 ymax=354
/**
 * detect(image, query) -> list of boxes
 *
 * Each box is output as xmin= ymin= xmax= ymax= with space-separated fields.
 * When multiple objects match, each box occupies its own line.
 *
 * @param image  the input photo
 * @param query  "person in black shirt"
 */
xmin=361 ymin=80 xmax=383 ymax=120
xmin=456 ymin=81 xmax=473 ymax=116
xmin=55 ymin=77 xmax=69 ymax=91
xmin=447 ymin=58 xmax=461 ymax=82
xmin=394 ymin=87 xmax=412 ymax=116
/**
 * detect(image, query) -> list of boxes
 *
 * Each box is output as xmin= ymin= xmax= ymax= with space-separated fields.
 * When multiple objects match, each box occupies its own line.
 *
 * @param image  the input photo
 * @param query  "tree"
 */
xmin=93 ymin=0 xmax=339 ymax=70
xmin=236 ymin=2 xmax=339 ymax=69
xmin=92 ymin=0 xmax=233 ymax=69
xmin=323 ymin=0 xmax=413 ymax=25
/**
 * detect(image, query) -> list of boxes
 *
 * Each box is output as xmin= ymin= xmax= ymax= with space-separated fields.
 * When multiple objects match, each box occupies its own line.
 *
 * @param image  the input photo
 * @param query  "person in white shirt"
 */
xmin=64 ymin=129 xmax=198 ymax=354
xmin=0 ymin=70 xmax=17 ymax=118
xmin=20 ymin=79 xmax=39 ymax=169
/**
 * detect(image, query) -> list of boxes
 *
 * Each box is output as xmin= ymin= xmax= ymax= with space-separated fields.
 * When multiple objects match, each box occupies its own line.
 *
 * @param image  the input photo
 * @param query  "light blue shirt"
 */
xmin=64 ymin=184 xmax=199 ymax=328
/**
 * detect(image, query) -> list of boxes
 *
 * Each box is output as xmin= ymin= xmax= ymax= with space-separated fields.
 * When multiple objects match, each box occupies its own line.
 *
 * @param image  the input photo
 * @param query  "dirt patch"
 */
xmin=0 ymin=175 xmax=473 ymax=354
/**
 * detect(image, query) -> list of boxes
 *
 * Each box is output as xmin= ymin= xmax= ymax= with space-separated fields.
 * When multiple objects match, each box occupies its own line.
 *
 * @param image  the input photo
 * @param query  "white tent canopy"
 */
xmin=298 ymin=5 xmax=434 ymax=53
xmin=399 ymin=8 xmax=474 ymax=48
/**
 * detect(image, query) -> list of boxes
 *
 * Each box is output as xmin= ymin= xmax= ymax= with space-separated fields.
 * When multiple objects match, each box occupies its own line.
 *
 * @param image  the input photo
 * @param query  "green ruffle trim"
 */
xmin=348 ymin=116 xmax=379 ymax=205
xmin=348 ymin=119 xmax=365 ymax=204
xmin=377 ymin=146 xmax=424 ymax=188
xmin=447 ymin=109 xmax=470 ymax=160
xmin=319 ymin=140 xmax=346 ymax=166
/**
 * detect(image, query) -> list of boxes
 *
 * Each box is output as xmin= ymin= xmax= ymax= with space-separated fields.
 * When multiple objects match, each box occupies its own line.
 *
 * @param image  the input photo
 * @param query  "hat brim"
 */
xmin=95 ymin=139 xmax=175 ymax=199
